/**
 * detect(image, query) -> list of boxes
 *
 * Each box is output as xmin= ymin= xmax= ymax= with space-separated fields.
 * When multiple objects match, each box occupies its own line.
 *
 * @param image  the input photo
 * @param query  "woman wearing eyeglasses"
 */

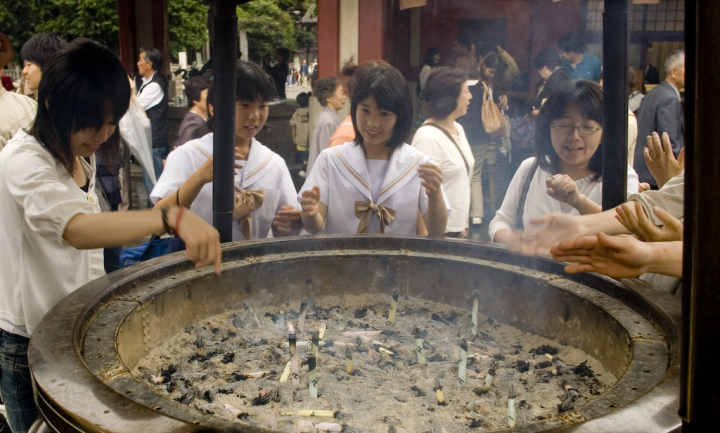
xmin=489 ymin=80 xmax=639 ymax=247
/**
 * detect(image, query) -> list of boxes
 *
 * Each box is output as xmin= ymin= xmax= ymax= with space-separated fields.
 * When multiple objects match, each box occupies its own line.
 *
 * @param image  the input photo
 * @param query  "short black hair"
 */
xmin=20 ymin=33 xmax=67 ymax=71
xmin=422 ymin=48 xmax=440 ymax=67
xmin=535 ymin=80 xmax=604 ymax=181
xmin=184 ymin=76 xmax=211 ymax=106
xmin=276 ymin=47 xmax=290 ymax=63
xmin=203 ymin=61 xmax=276 ymax=133
xmin=422 ymin=67 xmax=468 ymax=119
xmin=296 ymin=92 xmax=309 ymax=108
xmin=559 ymin=33 xmax=584 ymax=54
xmin=481 ymin=53 xmax=499 ymax=70
xmin=533 ymin=48 xmax=563 ymax=70
xmin=140 ymin=47 xmax=163 ymax=71
xmin=313 ymin=77 xmax=342 ymax=107
xmin=30 ymin=38 xmax=130 ymax=175
xmin=351 ymin=66 xmax=413 ymax=151
xmin=475 ymin=42 xmax=497 ymax=59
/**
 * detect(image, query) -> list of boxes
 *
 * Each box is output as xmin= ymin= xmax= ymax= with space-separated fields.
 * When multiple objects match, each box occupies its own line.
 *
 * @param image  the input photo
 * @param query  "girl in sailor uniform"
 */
xmin=299 ymin=66 xmax=450 ymax=237
xmin=151 ymin=61 xmax=301 ymax=239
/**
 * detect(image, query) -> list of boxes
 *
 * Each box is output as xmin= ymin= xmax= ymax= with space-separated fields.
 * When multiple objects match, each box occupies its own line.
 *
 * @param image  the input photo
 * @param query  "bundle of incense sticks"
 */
xmin=433 ymin=378 xmax=447 ymax=406
xmin=508 ymin=384 xmax=517 ymax=428
xmin=298 ymin=298 xmax=309 ymax=333
xmin=388 ymin=288 xmax=399 ymax=324
xmin=279 ymin=360 xmax=292 ymax=382
xmin=308 ymin=354 xmax=318 ymax=398
xmin=413 ymin=327 xmax=426 ymax=365
xmin=472 ymin=290 xmax=480 ymax=336
xmin=345 ymin=346 xmax=354 ymax=375
xmin=458 ymin=338 xmax=468 ymax=385
xmin=244 ymin=302 xmax=260 ymax=327
xmin=289 ymin=333 xmax=299 ymax=385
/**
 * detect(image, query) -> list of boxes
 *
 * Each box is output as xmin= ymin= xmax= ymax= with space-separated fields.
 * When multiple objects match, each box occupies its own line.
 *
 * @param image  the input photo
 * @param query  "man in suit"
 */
xmin=634 ymin=50 xmax=684 ymax=188
xmin=644 ymin=43 xmax=660 ymax=85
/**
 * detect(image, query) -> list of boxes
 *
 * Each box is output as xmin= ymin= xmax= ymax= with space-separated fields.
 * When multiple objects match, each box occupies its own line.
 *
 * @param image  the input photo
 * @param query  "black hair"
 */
xmin=184 ymin=76 xmax=211 ymax=106
xmin=422 ymin=67 xmax=468 ymax=119
xmin=296 ymin=92 xmax=309 ymax=108
xmin=475 ymin=42 xmax=497 ymax=59
xmin=30 ymin=38 xmax=130 ymax=175
xmin=276 ymin=47 xmax=290 ymax=63
xmin=532 ymin=48 xmax=563 ymax=71
xmin=481 ymin=53 xmax=499 ymax=70
xmin=559 ymin=33 xmax=584 ymax=54
xmin=20 ymin=33 xmax=67 ymax=71
xmin=139 ymin=47 xmax=163 ymax=71
xmin=457 ymin=36 xmax=474 ymax=50
xmin=202 ymin=61 xmax=275 ymax=134
xmin=313 ymin=77 xmax=343 ymax=107
xmin=351 ymin=67 xmax=413 ymax=151
xmin=422 ymin=48 xmax=440 ymax=67
xmin=341 ymin=58 xmax=391 ymax=99
xmin=535 ymin=80 xmax=604 ymax=181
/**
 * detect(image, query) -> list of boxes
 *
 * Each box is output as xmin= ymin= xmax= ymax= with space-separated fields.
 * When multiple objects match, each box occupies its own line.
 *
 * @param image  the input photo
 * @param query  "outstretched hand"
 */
xmin=171 ymin=207 xmax=222 ymax=274
xmin=615 ymin=202 xmax=683 ymax=242
xmin=551 ymin=233 xmax=653 ymax=278
xmin=301 ymin=186 xmax=322 ymax=216
xmin=644 ymin=132 xmax=684 ymax=188
xmin=515 ymin=213 xmax=584 ymax=256
xmin=418 ymin=162 xmax=443 ymax=198
xmin=272 ymin=205 xmax=302 ymax=235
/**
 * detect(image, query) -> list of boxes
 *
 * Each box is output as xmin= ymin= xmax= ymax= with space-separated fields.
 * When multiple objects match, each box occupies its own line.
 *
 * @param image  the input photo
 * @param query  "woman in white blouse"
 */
xmin=490 ymin=80 xmax=639 ymax=247
xmin=0 ymin=39 xmax=221 ymax=433
xmin=412 ymin=67 xmax=475 ymax=238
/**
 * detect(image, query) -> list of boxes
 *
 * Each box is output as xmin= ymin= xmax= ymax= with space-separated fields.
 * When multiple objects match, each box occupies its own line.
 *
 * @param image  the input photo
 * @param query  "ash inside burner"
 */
xmin=133 ymin=293 xmax=614 ymax=432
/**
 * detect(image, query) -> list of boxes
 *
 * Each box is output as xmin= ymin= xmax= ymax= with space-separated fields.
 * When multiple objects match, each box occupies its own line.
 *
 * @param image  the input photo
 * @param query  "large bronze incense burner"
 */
xmin=29 ymin=236 xmax=681 ymax=432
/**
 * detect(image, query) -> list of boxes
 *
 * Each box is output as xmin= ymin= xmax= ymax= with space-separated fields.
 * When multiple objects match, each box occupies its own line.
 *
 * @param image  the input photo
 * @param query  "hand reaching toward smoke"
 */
xmin=615 ymin=202 xmax=683 ymax=242
xmin=644 ymin=132 xmax=684 ymax=188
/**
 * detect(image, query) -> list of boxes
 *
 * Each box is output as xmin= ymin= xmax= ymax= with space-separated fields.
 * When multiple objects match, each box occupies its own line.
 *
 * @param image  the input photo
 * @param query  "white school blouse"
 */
xmin=0 ymin=130 xmax=104 ymax=336
xmin=299 ymin=142 xmax=451 ymax=235
xmin=489 ymin=157 xmax=639 ymax=241
xmin=151 ymin=134 xmax=297 ymax=240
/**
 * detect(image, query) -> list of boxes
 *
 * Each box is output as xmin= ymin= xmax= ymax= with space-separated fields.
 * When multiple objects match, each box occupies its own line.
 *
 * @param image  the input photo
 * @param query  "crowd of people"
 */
xmin=0 ymin=27 xmax=686 ymax=433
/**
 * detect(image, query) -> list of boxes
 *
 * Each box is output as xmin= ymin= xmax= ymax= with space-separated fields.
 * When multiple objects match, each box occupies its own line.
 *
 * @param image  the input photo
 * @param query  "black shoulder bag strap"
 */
xmin=421 ymin=122 xmax=472 ymax=174
xmin=515 ymin=158 xmax=540 ymax=231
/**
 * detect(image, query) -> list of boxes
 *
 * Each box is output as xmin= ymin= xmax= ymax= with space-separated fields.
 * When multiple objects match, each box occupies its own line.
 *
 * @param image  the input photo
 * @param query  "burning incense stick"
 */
xmin=296 ymin=410 xmax=347 ymax=418
xmin=388 ymin=288 xmax=399 ymax=324
xmin=508 ymin=384 xmax=517 ymax=428
xmin=289 ymin=333 xmax=300 ymax=385
xmin=413 ymin=327 xmax=426 ymax=366
xmin=244 ymin=302 xmax=260 ymax=327
xmin=312 ymin=331 xmax=320 ymax=360
xmin=288 ymin=323 xmax=295 ymax=334
xmin=298 ymin=298 xmax=309 ymax=333
xmin=458 ymin=338 xmax=468 ymax=385
xmin=269 ymin=401 xmax=280 ymax=429
xmin=378 ymin=347 xmax=394 ymax=356
xmin=279 ymin=360 xmax=292 ymax=382
xmin=224 ymin=403 xmax=242 ymax=417
xmin=433 ymin=378 xmax=447 ymax=406
xmin=481 ymin=368 xmax=495 ymax=392
xmin=308 ymin=354 xmax=318 ymax=398
xmin=345 ymin=346 xmax=354 ymax=375
xmin=319 ymin=323 xmax=327 ymax=340
xmin=472 ymin=290 xmax=480 ymax=336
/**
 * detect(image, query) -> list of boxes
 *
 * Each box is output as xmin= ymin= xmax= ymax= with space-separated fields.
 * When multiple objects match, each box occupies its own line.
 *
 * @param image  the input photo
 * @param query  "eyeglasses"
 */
xmin=551 ymin=123 xmax=602 ymax=136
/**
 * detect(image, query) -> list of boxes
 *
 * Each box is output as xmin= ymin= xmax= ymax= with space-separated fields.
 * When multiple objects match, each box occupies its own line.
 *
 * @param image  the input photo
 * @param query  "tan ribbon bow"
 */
xmin=233 ymin=188 xmax=266 ymax=239
xmin=354 ymin=201 xmax=397 ymax=234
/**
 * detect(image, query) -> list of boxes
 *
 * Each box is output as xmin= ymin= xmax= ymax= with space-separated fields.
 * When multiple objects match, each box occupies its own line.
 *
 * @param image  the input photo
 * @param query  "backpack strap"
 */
xmin=515 ymin=158 xmax=540 ymax=231
xmin=420 ymin=122 xmax=472 ymax=174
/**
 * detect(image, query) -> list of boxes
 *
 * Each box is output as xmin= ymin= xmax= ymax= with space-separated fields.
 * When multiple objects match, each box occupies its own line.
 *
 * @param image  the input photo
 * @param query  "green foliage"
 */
xmin=35 ymin=0 xmax=119 ymax=48
xmin=168 ymin=0 xmax=209 ymax=59
xmin=237 ymin=0 xmax=297 ymax=62
xmin=0 ymin=0 xmax=39 ymax=62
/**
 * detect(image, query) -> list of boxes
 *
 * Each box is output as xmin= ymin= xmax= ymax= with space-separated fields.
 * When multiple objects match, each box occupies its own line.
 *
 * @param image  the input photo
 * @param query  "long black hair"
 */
xmin=351 ymin=66 xmax=413 ymax=151
xmin=535 ymin=79 xmax=604 ymax=181
xmin=30 ymin=38 xmax=130 ymax=175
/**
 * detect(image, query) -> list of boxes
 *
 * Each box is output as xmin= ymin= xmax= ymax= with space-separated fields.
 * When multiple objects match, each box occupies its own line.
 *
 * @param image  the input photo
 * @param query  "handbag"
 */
xmin=119 ymin=235 xmax=186 ymax=268
xmin=481 ymin=82 xmax=507 ymax=139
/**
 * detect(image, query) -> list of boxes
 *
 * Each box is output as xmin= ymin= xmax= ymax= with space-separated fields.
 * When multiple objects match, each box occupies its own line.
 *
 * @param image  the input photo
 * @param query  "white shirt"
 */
xmin=412 ymin=122 xmax=474 ymax=232
xmin=0 ymin=130 xmax=104 ymax=336
xmin=299 ymin=142 xmax=451 ymax=235
xmin=489 ymin=157 xmax=639 ymax=241
xmin=0 ymin=87 xmax=37 ymax=151
xmin=137 ymin=72 xmax=163 ymax=110
xmin=629 ymin=171 xmax=684 ymax=224
xmin=150 ymin=133 xmax=297 ymax=240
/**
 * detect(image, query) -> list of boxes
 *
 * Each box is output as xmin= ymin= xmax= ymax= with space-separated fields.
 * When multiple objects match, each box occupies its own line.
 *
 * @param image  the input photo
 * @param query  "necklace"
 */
xmin=72 ymin=157 xmax=81 ymax=180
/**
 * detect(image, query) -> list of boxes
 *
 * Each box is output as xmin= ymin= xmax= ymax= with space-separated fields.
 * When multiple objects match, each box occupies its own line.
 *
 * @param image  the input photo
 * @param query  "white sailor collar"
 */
xmin=329 ymin=142 xmax=428 ymax=203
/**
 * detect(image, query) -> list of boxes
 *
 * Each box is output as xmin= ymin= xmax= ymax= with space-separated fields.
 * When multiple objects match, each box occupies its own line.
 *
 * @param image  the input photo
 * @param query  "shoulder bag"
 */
xmin=481 ymin=82 xmax=507 ymax=139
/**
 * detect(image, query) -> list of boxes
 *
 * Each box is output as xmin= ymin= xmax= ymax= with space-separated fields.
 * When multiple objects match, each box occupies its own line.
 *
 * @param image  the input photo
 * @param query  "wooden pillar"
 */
xmin=317 ymin=0 xmax=340 ymax=78
xmin=117 ymin=0 xmax=137 ymax=75
xmin=358 ymin=0 xmax=385 ymax=63
xmin=151 ymin=0 xmax=171 ymax=73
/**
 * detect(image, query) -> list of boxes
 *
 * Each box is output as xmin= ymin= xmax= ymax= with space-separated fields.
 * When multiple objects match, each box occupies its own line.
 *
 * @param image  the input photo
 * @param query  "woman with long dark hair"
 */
xmin=489 ymin=80 xmax=639 ymax=247
xmin=0 ymin=38 xmax=220 ymax=433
